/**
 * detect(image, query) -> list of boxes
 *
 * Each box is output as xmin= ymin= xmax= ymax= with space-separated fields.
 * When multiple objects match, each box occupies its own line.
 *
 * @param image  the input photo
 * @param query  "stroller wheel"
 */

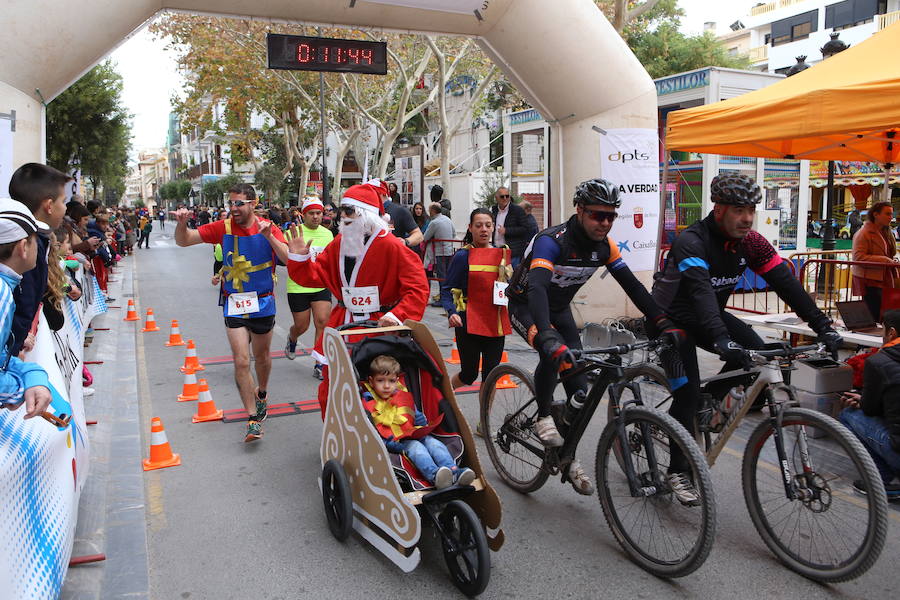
xmin=439 ymin=500 xmax=490 ymax=597
xmin=322 ymin=459 xmax=353 ymax=541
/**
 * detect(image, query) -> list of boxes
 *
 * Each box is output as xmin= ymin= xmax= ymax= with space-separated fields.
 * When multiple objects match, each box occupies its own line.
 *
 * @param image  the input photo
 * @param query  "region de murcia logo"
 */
xmin=633 ymin=206 xmax=644 ymax=229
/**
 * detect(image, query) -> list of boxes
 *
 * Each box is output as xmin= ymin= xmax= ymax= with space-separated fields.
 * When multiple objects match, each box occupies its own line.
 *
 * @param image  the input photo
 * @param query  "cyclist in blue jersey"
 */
xmin=506 ymin=179 xmax=685 ymax=496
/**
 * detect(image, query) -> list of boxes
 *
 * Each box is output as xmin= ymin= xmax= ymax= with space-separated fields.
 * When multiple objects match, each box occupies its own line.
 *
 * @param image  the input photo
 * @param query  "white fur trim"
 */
xmin=341 ymin=197 xmax=379 ymax=214
xmin=382 ymin=312 xmax=402 ymax=326
xmin=288 ymin=252 xmax=310 ymax=262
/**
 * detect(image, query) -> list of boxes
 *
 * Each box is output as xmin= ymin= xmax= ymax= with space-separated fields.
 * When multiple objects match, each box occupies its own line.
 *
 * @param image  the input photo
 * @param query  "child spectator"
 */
xmin=0 ymin=198 xmax=53 ymax=419
xmin=7 ymin=163 xmax=71 ymax=354
xmin=362 ymin=355 xmax=475 ymax=488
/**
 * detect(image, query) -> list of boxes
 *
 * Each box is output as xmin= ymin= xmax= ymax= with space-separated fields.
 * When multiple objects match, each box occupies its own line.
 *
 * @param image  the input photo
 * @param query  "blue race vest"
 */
xmin=220 ymin=218 xmax=276 ymax=318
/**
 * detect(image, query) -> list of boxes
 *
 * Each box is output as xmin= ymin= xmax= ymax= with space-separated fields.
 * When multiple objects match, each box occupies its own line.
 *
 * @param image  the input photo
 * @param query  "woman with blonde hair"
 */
xmin=852 ymin=201 xmax=899 ymax=320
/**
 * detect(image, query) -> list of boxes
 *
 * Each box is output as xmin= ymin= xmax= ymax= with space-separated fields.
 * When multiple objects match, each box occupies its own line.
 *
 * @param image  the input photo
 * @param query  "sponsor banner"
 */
xmin=0 ymin=268 xmax=106 ymax=599
xmin=600 ymin=128 xmax=661 ymax=272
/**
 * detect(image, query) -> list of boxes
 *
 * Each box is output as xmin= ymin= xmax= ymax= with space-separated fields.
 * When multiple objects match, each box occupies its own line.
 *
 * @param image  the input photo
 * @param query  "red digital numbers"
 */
xmin=297 ymin=43 xmax=312 ymax=63
xmin=360 ymin=49 xmax=373 ymax=64
xmin=292 ymin=41 xmax=376 ymax=67
xmin=348 ymin=48 xmax=359 ymax=63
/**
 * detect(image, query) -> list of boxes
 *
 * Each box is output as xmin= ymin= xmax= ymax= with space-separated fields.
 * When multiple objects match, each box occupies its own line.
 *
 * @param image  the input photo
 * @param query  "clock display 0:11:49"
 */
xmin=297 ymin=43 xmax=375 ymax=65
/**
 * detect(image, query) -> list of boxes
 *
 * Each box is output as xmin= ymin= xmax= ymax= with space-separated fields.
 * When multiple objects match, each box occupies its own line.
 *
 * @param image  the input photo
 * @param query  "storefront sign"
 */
xmin=600 ymin=128 xmax=660 ymax=272
xmin=655 ymin=69 xmax=710 ymax=96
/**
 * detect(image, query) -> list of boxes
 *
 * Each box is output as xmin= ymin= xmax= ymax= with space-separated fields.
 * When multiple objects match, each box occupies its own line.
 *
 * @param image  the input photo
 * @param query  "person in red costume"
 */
xmin=269 ymin=183 xmax=429 ymax=415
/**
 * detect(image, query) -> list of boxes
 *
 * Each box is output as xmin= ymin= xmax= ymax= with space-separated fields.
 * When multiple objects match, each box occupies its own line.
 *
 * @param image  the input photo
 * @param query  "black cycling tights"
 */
xmin=454 ymin=327 xmax=506 ymax=386
xmin=659 ymin=312 xmax=764 ymax=472
xmin=509 ymin=301 xmax=587 ymax=417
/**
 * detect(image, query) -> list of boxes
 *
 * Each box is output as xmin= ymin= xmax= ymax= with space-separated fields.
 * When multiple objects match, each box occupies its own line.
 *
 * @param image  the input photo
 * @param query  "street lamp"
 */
xmin=819 ymin=32 xmax=850 ymax=252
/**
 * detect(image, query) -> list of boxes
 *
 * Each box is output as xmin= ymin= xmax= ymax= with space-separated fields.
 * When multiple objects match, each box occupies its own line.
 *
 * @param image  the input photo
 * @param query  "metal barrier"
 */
xmin=797 ymin=257 xmax=899 ymax=320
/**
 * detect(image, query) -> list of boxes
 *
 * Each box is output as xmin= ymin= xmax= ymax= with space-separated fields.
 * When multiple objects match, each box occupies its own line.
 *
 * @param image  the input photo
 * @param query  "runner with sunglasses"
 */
xmin=506 ymin=178 xmax=684 ymax=496
xmin=175 ymin=183 xmax=289 ymax=442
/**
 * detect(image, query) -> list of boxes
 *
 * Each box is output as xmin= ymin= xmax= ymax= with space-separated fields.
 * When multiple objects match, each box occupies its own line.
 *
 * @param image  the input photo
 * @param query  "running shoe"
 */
xmin=667 ymin=472 xmax=702 ymax=506
xmin=567 ymin=460 xmax=594 ymax=495
xmin=853 ymin=479 xmax=900 ymax=501
xmin=435 ymin=466 xmax=453 ymax=489
xmin=455 ymin=467 xmax=477 ymax=487
xmin=255 ymin=388 xmax=268 ymax=422
xmin=285 ymin=338 xmax=297 ymax=360
xmin=82 ymin=387 xmax=95 ymax=397
xmin=244 ymin=418 xmax=263 ymax=443
xmin=313 ymin=363 xmax=324 ymax=380
xmin=533 ymin=415 xmax=564 ymax=447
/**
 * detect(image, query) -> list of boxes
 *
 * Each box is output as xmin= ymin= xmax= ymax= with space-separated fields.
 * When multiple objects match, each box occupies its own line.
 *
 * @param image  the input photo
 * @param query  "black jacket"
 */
xmin=11 ymin=231 xmax=50 ymax=354
xmin=491 ymin=202 xmax=530 ymax=259
xmin=862 ymin=344 xmax=900 ymax=452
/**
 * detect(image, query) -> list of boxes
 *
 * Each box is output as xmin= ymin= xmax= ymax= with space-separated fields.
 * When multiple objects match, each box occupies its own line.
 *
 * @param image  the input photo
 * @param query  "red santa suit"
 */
xmin=286 ymin=184 xmax=429 ymax=415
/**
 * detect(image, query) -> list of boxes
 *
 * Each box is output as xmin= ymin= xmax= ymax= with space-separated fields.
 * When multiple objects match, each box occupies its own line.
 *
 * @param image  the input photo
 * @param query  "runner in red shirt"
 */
xmin=175 ymin=183 xmax=289 ymax=442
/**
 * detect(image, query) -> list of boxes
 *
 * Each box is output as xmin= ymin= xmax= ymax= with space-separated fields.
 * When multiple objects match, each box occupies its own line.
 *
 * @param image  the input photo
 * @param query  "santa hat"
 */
xmin=341 ymin=184 xmax=384 ymax=216
xmin=301 ymin=197 xmax=324 ymax=214
xmin=365 ymin=178 xmax=390 ymax=197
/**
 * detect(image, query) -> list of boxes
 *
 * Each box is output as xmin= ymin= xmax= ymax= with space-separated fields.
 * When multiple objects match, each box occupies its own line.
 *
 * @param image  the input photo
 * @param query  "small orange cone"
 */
xmin=446 ymin=338 xmax=461 ymax=364
xmin=123 ymin=299 xmax=140 ymax=321
xmin=192 ymin=379 xmax=223 ymax=423
xmin=165 ymin=320 xmax=185 ymax=347
xmin=142 ymin=417 xmax=181 ymax=471
xmin=500 ymin=351 xmax=510 ymax=362
xmin=495 ymin=374 xmax=518 ymax=390
xmin=177 ymin=371 xmax=199 ymax=402
xmin=180 ymin=340 xmax=205 ymax=373
xmin=141 ymin=308 xmax=160 ymax=332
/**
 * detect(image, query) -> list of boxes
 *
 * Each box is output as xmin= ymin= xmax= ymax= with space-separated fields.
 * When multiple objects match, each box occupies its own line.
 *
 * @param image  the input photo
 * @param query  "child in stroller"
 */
xmin=363 ymin=355 xmax=476 ymax=489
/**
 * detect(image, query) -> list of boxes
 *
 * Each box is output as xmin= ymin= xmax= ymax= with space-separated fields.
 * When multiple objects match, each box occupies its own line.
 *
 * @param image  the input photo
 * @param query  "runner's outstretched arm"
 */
xmin=174 ymin=209 xmax=203 ymax=247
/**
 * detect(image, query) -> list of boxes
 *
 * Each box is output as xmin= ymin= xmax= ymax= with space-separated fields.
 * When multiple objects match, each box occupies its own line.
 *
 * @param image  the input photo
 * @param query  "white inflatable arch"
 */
xmin=2 ymin=0 xmax=659 ymax=314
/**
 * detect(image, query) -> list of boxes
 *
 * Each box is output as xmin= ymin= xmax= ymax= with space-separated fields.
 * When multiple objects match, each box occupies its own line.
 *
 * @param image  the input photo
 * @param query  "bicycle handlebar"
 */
xmin=746 ymin=343 xmax=824 ymax=360
xmin=574 ymin=338 xmax=661 ymax=358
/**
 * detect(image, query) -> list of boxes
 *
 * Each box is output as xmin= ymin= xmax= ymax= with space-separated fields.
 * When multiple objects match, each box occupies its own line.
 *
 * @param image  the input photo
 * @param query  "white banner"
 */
xmin=599 ymin=128 xmax=661 ymax=272
xmin=0 ymin=267 xmax=106 ymax=599
xmin=0 ymin=119 xmax=13 ymax=198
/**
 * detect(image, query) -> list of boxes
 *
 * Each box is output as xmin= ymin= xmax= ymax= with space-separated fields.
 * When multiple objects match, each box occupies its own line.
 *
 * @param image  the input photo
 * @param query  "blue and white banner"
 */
xmin=599 ymin=128 xmax=661 ymax=272
xmin=0 ymin=267 xmax=106 ymax=599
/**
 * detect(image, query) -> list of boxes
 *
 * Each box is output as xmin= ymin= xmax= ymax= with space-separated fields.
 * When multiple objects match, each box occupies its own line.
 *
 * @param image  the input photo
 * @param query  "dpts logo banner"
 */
xmin=0 ymin=268 xmax=106 ymax=600
xmin=600 ymin=128 xmax=660 ymax=272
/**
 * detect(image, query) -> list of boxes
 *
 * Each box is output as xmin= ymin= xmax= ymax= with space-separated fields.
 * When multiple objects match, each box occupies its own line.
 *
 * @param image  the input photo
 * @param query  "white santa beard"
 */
xmin=340 ymin=217 xmax=366 ymax=257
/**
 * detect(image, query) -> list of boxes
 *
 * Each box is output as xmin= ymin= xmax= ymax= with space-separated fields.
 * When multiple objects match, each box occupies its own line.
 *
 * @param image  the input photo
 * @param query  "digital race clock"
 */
xmin=266 ymin=34 xmax=388 ymax=75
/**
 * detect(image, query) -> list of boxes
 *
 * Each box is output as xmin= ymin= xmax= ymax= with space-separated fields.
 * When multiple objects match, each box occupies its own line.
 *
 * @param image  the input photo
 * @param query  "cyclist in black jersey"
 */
xmin=507 ymin=179 xmax=684 ymax=496
xmin=651 ymin=173 xmax=843 ymax=489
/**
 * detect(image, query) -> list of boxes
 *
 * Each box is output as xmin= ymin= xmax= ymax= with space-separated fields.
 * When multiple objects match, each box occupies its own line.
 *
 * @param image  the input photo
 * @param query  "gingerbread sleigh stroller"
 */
xmin=318 ymin=321 xmax=504 ymax=597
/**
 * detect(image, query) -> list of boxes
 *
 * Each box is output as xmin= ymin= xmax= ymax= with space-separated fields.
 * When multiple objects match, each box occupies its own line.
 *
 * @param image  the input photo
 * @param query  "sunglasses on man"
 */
xmin=582 ymin=208 xmax=618 ymax=223
xmin=340 ymin=205 xmax=357 ymax=217
xmin=230 ymin=200 xmax=252 ymax=208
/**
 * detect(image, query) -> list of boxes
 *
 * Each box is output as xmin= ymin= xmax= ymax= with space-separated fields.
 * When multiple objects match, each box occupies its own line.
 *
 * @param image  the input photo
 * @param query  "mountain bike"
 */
xmin=480 ymin=339 xmax=716 ymax=578
xmin=615 ymin=342 xmax=888 ymax=582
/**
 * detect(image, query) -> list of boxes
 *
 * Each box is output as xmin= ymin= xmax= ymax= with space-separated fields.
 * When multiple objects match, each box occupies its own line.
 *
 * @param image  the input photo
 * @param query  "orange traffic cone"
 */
xmin=446 ymin=338 xmax=461 ymax=365
xmin=177 ymin=371 xmax=199 ymax=402
xmin=141 ymin=308 xmax=160 ymax=332
xmin=495 ymin=374 xmax=518 ymax=390
xmin=123 ymin=299 xmax=140 ymax=321
xmin=192 ymin=379 xmax=223 ymax=423
xmin=165 ymin=320 xmax=185 ymax=347
xmin=180 ymin=340 xmax=205 ymax=373
xmin=142 ymin=417 xmax=181 ymax=471
xmin=500 ymin=351 xmax=510 ymax=362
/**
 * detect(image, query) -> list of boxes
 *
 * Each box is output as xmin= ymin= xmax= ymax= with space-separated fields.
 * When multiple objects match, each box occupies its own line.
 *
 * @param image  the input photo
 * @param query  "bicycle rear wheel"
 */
xmin=480 ymin=364 xmax=549 ymax=494
xmin=596 ymin=406 xmax=716 ymax=578
xmin=742 ymin=407 xmax=887 ymax=582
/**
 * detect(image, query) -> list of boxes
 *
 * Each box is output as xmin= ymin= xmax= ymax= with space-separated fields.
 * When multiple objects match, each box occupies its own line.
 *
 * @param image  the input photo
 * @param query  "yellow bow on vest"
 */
xmin=222 ymin=252 xmax=272 ymax=292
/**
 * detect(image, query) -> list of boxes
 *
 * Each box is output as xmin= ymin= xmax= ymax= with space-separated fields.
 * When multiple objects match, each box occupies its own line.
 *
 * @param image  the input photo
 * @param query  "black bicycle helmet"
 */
xmin=573 ymin=178 xmax=621 ymax=208
xmin=710 ymin=173 xmax=761 ymax=206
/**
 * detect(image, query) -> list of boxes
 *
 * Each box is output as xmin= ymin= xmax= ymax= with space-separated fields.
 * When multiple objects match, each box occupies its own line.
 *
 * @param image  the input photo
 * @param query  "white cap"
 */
xmin=0 ymin=198 xmax=48 ymax=243
xmin=301 ymin=197 xmax=324 ymax=214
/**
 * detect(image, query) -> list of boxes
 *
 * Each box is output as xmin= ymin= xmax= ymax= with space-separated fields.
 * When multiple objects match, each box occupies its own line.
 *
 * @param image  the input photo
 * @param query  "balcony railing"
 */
xmin=747 ymin=45 xmax=768 ymax=62
xmin=750 ymin=0 xmax=807 ymax=17
xmin=877 ymin=9 xmax=900 ymax=30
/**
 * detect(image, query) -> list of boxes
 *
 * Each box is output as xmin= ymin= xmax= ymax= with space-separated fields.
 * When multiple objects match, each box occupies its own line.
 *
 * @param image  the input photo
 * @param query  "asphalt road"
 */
xmin=121 ymin=229 xmax=899 ymax=599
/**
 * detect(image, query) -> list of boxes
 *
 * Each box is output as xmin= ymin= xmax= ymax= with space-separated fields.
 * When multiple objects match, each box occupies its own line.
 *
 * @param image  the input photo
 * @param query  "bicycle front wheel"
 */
xmin=742 ymin=407 xmax=888 ymax=582
xmin=596 ymin=406 xmax=716 ymax=578
xmin=480 ymin=364 xmax=549 ymax=494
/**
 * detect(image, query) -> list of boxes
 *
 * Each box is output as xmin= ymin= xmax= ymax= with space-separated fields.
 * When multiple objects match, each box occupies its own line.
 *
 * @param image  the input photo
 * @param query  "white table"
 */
xmin=738 ymin=312 xmax=882 ymax=348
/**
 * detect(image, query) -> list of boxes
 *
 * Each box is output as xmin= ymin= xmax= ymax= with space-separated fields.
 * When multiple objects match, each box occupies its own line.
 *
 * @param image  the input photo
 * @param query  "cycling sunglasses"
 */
xmin=582 ymin=208 xmax=618 ymax=223
xmin=230 ymin=200 xmax=252 ymax=208
xmin=339 ymin=205 xmax=358 ymax=217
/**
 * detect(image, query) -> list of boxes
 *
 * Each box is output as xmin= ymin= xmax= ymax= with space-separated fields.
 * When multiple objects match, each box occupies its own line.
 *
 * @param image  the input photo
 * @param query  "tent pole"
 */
xmin=822 ymin=160 xmax=836 ymax=252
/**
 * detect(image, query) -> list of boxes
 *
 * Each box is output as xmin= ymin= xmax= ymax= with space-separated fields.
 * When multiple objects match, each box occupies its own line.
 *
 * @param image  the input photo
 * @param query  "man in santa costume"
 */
xmin=270 ymin=183 xmax=429 ymax=416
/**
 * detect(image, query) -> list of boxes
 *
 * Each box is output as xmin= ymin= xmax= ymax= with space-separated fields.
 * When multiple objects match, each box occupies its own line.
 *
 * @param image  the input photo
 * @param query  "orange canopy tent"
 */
xmin=665 ymin=21 xmax=900 ymax=166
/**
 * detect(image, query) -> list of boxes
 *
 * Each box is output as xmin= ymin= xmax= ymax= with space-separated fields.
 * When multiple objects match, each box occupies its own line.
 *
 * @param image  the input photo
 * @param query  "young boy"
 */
xmin=0 ymin=198 xmax=53 ymax=419
xmin=8 ymin=163 xmax=71 ymax=355
xmin=362 ymin=355 xmax=475 ymax=489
